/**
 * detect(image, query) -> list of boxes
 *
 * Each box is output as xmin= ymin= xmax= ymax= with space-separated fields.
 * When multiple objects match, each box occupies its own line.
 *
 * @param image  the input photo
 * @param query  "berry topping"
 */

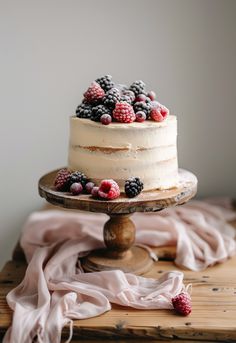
xmin=91 ymin=186 xmax=99 ymax=198
xmin=95 ymin=75 xmax=114 ymax=92
xmin=135 ymin=111 xmax=146 ymax=122
xmin=113 ymin=102 xmax=136 ymax=123
xmin=83 ymin=81 xmax=105 ymax=104
xmin=85 ymin=182 xmax=95 ymax=194
xmin=68 ymin=171 xmax=88 ymax=188
xmin=103 ymin=88 xmax=121 ymax=109
xmin=70 ymin=182 xmax=83 ymax=195
xmin=129 ymin=80 xmax=146 ymax=96
xmin=91 ymin=104 xmax=111 ymax=122
xmin=172 ymin=292 xmax=192 ymax=316
xmin=135 ymin=94 xmax=146 ymax=102
xmin=147 ymin=91 xmax=156 ymax=101
xmin=124 ymin=177 xmax=144 ymax=198
xmin=76 ymin=103 xmax=92 ymax=119
xmin=150 ymin=105 xmax=169 ymax=122
xmin=98 ymin=179 xmax=120 ymax=200
xmin=133 ymin=101 xmax=152 ymax=119
xmin=54 ymin=169 xmax=71 ymax=191
xmin=100 ymin=113 xmax=112 ymax=125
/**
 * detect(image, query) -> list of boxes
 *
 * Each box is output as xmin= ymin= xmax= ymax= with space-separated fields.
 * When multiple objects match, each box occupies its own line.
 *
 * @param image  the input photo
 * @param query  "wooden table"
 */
xmin=0 ymin=216 xmax=236 ymax=342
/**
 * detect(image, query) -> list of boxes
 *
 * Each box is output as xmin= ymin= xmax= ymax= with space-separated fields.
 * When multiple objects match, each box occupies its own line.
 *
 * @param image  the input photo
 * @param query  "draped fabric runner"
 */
xmin=3 ymin=199 xmax=236 ymax=343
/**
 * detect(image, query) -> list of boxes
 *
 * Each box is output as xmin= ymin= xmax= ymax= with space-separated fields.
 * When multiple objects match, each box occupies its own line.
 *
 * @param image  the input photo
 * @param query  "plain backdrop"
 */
xmin=0 ymin=0 xmax=236 ymax=268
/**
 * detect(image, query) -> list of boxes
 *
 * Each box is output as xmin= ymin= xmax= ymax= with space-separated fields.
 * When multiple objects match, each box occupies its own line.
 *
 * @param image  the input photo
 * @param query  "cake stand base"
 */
xmin=82 ymin=245 xmax=154 ymax=275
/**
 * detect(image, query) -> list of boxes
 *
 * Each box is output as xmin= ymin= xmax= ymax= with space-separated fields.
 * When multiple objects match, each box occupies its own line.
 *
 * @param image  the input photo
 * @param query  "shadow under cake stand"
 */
xmin=38 ymin=169 xmax=197 ymax=275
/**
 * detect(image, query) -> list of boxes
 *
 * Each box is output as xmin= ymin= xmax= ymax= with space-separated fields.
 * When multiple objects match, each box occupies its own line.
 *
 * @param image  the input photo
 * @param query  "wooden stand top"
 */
xmin=38 ymin=168 xmax=197 ymax=214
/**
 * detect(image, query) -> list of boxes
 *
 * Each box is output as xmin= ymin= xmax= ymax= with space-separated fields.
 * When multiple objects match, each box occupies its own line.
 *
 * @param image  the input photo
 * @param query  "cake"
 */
xmin=68 ymin=115 xmax=178 ymax=191
xmin=61 ymin=75 xmax=179 ymax=196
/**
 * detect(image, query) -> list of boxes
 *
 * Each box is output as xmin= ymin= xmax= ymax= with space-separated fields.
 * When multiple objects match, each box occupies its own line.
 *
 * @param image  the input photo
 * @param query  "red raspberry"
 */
xmin=54 ymin=168 xmax=71 ymax=191
xmin=150 ymin=105 xmax=169 ymax=122
xmin=83 ymin=81 xmax=105 ymax=104
xmin=113 ymin=102 xmax=135 ymax=123
xmin=98 ymin=179 xmax=120 ymax=200
xmin=172 ymin=292 xmax=192 ymax=316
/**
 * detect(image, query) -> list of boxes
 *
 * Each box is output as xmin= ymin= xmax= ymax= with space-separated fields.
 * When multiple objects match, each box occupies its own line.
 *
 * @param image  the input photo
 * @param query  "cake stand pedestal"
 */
xmin=38 ymin=169 xmax=197 ymax=275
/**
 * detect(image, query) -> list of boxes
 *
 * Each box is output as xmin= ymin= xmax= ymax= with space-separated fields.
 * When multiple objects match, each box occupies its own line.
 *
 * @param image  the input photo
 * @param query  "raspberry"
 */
xmin=96 ymin=75 xmax=114 ymax=92
xmin=150 ymin=105 xmax=169 ymax=122
xmin=54 ymin=169 xmax=71 ymax=191
xmin=83 ymin=81 xmax=105 ymax=104
xmin=147 ymin=91 xmax=156 ymax=101
xmin=70 ymin=182 xmax=83 ymax=195
xmin=113 ymin=102 xmax=136 ymax=123
xmin=133 ymin=101 xmax=152 ymax=119
xmin=75 ymin=103 xmax=92 ymax=119
xmin=98 ymin=179 xmax=120 ymax=200
xmin=124 ymin=177 xmax=143 ymax=198
xmin=129 ymin=80 xmax=146 ymax=96
xmin=68 ymin=171 xmax=88 ymax=188
xmin=172 ymin=292 xmax=192 ymax=316
xmin=85 ymin=182 xmax=95 ymax=194
xmin=135 ymin=111 xmax=146 ymax=122
xmin=91 ymin=105 xmax=111 ymax=122
xmin=103 ymin=88 xmax=121 ymax=109
xmin=100 ymin=113 xmax=112 ymax=125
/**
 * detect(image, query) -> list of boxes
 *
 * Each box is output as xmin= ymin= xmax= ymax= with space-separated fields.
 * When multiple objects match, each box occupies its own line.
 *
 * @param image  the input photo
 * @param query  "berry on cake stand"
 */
xmin=38 ymin=169 xmax=197 ymax=275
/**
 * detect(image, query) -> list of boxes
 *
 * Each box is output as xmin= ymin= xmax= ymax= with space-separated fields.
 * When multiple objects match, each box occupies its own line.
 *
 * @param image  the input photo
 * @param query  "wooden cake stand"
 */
xmin=38 ymin=169 xmax=197 ymax=275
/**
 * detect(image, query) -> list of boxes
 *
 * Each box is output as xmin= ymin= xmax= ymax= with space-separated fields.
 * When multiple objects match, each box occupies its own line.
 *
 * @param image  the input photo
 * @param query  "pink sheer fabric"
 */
xmin=3 ymin=199 xmax=236 ymax=343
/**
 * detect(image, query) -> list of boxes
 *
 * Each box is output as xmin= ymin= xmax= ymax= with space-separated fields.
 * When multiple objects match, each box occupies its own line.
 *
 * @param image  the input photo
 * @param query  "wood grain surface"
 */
xmin=38 ymin=169 xmax=197 ymax=214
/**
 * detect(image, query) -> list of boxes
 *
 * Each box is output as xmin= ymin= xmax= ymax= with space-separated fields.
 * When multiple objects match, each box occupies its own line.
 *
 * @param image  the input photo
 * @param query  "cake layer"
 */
xmin=68 ymin=116 xmax=179 ymax=191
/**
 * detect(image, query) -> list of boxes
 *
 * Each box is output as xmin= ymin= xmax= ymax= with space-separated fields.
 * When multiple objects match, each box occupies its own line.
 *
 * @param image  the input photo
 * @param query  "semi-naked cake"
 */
xmin=68 ymin=114 xmax=178 ymax=191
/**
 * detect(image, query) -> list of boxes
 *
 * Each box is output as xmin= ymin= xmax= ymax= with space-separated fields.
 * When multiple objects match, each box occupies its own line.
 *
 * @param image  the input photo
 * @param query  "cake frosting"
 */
xmin=68 ymin=115 xmax=178 ymax=191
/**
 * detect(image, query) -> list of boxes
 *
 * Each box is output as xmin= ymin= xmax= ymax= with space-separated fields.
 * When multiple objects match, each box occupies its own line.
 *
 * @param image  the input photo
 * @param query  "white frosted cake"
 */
xmin=68 ymin=115 xmax=178 ymax=191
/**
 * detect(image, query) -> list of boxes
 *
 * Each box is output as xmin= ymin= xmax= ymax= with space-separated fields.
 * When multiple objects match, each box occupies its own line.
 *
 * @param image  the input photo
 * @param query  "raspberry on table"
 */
xmin=124 ymin=177 xmax=144 ymax=198
xmin=83 ymin=81 xmax=105 ymax=104
xmin=113 ymin=102 xmax=136 ymax=123
xmin=98 ymin=179 xmax=120 ymax=200
xmin=54 ymin=169 xmax=71 ymax=191
xmin=103 ymin=88 xmax=121 ymax=109
xmin=76 ymin=103 xmax=92 ymax=119
xmin=133 ymin=101 xmax=152 ymax=119
xmin=96 ymin=75 xmax=114 ymax=92
xmin=150 ymin=105 xmax=169 ymax=122
xmin=172 ymin=292 xmax=192 ymax=316
xmin=129 ymin=80 xmax=146 ymax=96
xmin=91 ymin=104 xmax=111 ymax=122
xmin=68 ymin=171 xmax=88 ymax=188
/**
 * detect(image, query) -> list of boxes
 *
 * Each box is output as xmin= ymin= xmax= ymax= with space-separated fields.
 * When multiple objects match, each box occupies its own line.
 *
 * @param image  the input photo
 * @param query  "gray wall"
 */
xmin=1 ymin=0 xmax=236 ymax=268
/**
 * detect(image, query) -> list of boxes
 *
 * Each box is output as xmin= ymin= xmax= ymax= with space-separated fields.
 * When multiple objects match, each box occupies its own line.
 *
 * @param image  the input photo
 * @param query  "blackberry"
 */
xmin=120 ymin=95 xmax=132 ymax=104
xmin=91 ymin=104 xmax=111 ymax=122
xmin=76 ymin=103 xmax=92 ymax=119
xmin=125 ymin=177 xmax=144 ymax=198
xmin=96 ymin=75 xmax=114 ymax=92
xmin=68 ymin=171 xmax=88 ymax=188
xmin=129 ymin=80 xmax=146 ymax=96
xmin=103 ymin=88 xmax=121 ymax=109
xmin=133 ymin=101 xmax=152 ymax=119
xmin=122 ymin=90 xmax=135 ymax=103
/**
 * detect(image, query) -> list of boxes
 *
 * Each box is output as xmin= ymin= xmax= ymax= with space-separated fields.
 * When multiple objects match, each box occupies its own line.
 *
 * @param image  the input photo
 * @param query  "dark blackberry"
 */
xmin=129 ymin=80 xmax=146 ymax=96
xmin=103 ymin=88 xmax=121 ymax=109
xmin=125 ymin=177 xmax=144 ymax=198
xmin=91 ymin=104 xmax=111 ymax=122
xmin=96 ymin=75 xmax=114 ymax=92
xmin=133 ymin=101 xmax=152 ymax=119
xmin=68 ymin=171 xmax=88 ymax=188
xmin=122 ymin=90 xmax=135 ymax=103
xmin=76 ymin=103 xmax=92 ymax=119
xmin=120 ymin=95 xmax=132 ymax=104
